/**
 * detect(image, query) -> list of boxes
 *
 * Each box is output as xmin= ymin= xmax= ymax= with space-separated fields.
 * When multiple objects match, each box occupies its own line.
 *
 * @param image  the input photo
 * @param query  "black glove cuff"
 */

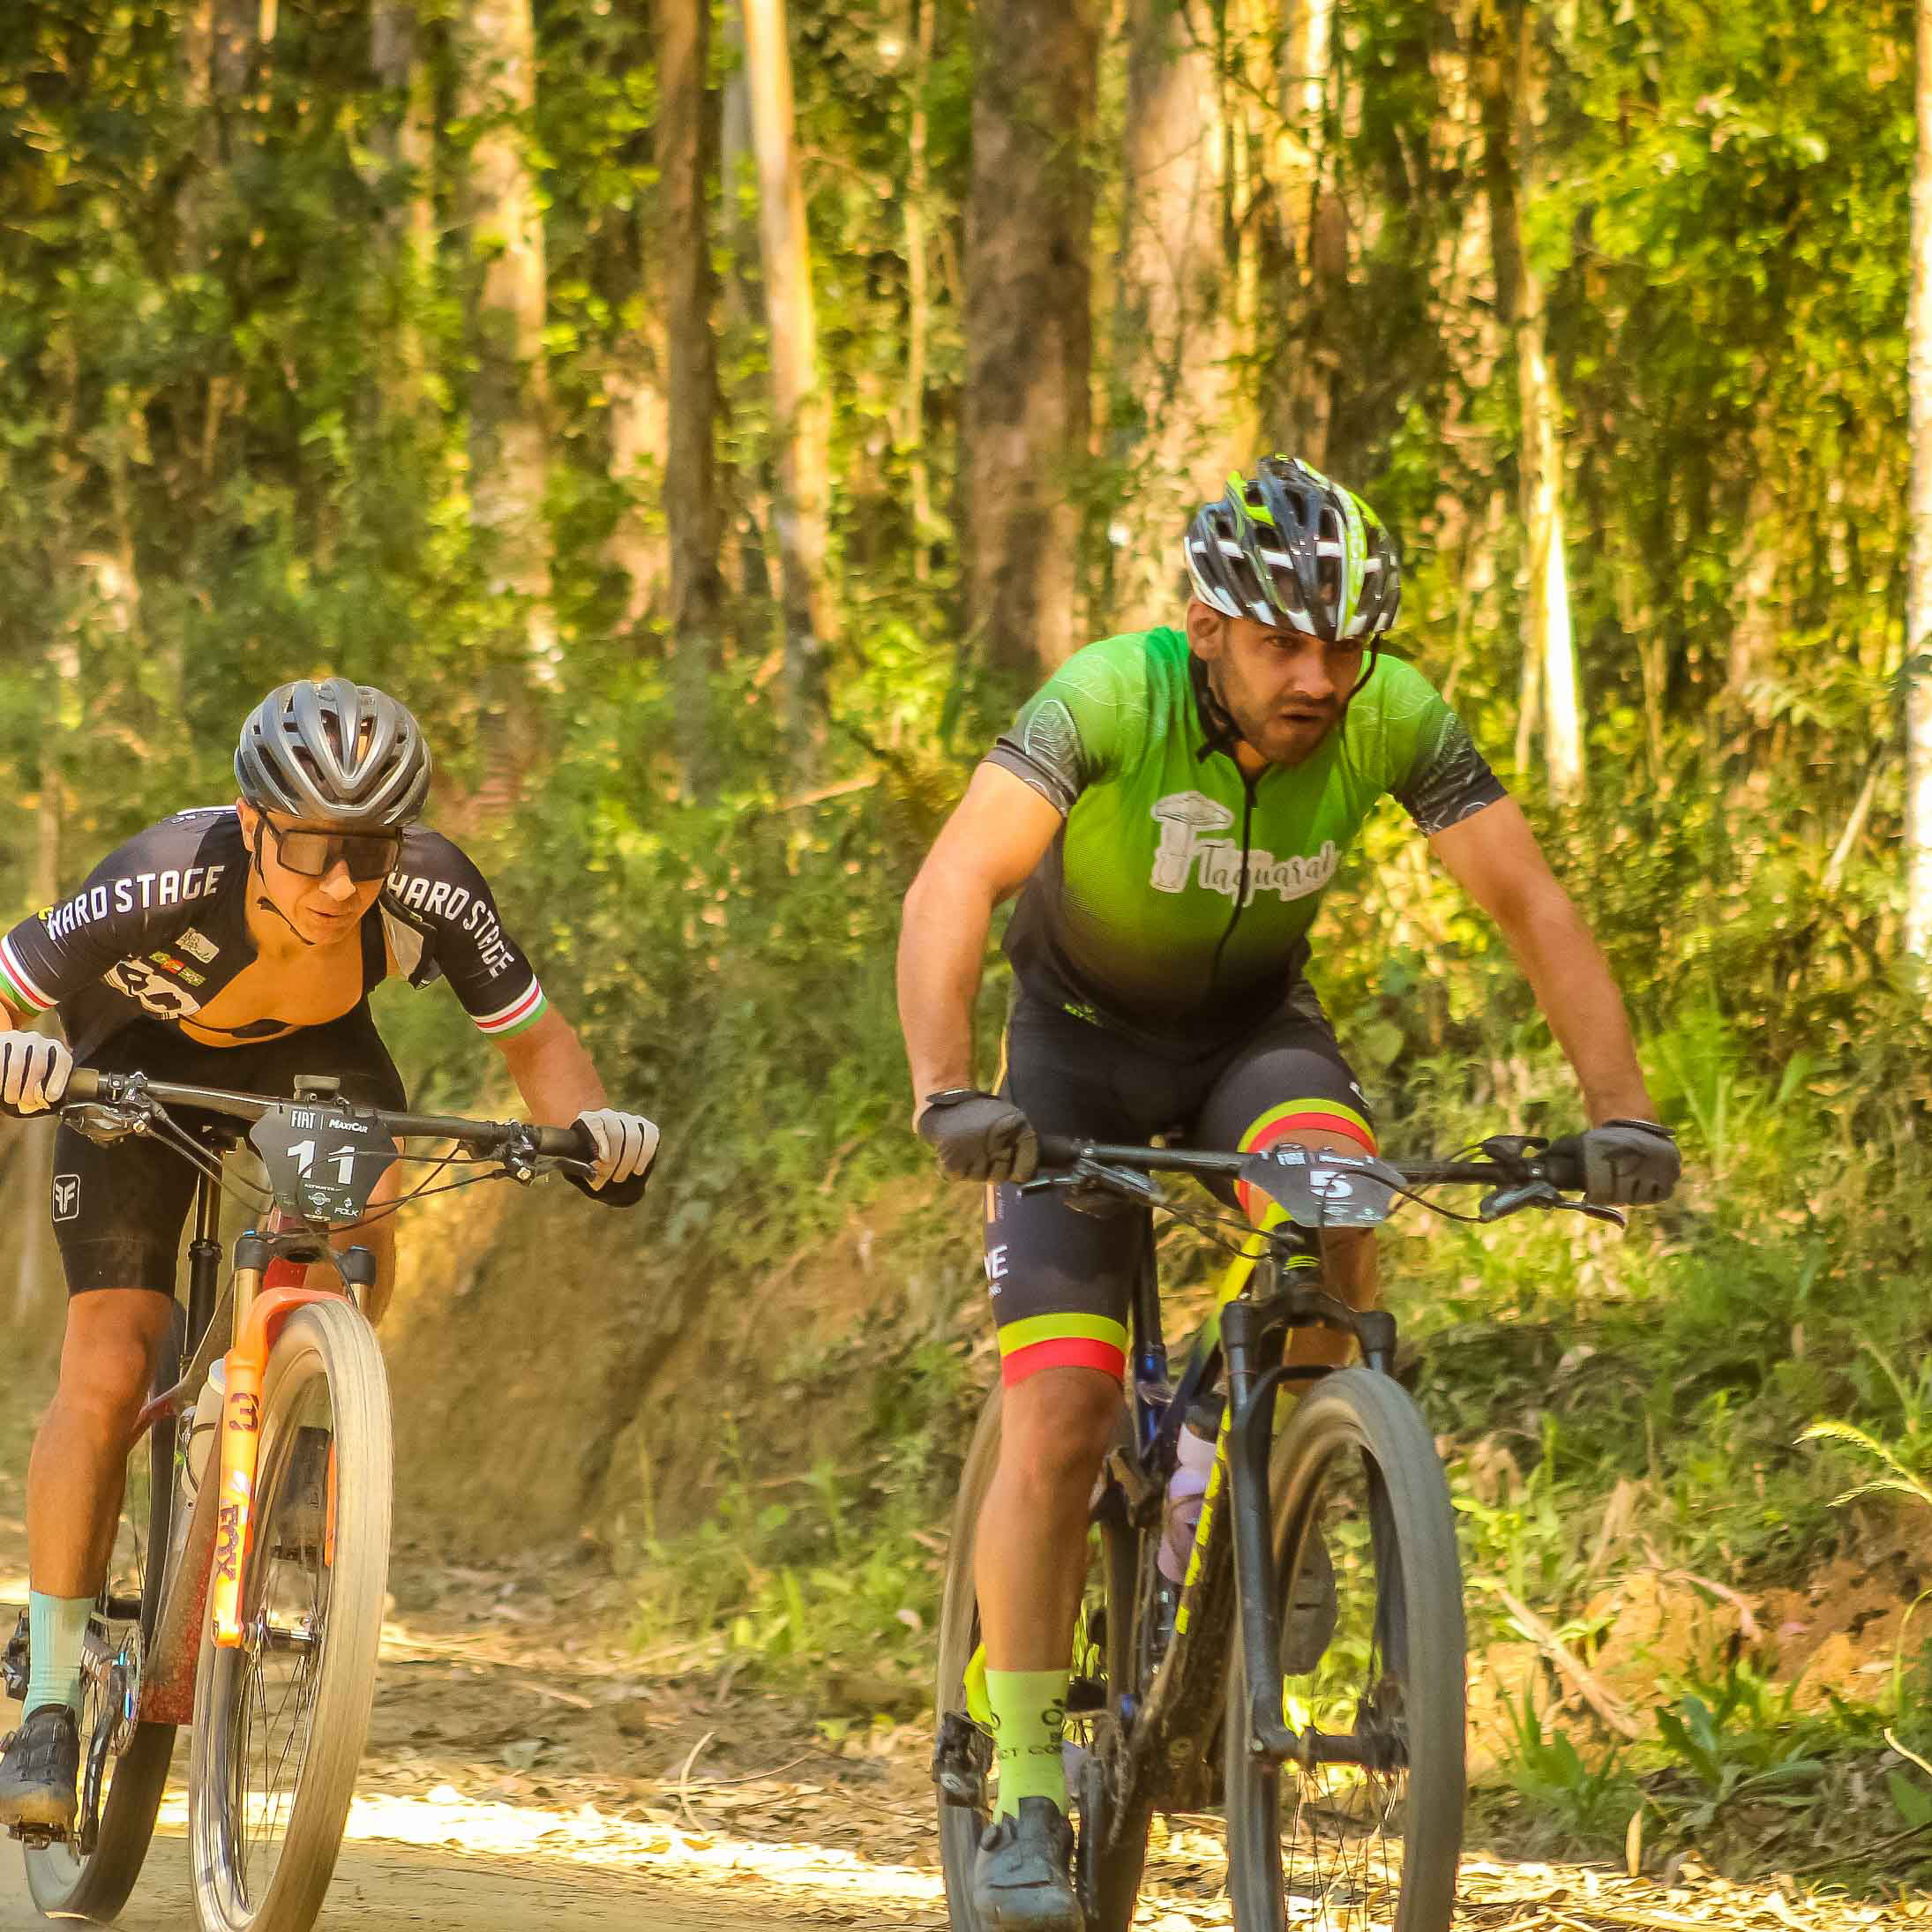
xmin=922 ymin=1087 xmax=995 ymax=1111
xmin=1600 ymin=1118 xmax=1674 ymax=1139
xmin=566 ymin=1166 xmax=651 ymax=1209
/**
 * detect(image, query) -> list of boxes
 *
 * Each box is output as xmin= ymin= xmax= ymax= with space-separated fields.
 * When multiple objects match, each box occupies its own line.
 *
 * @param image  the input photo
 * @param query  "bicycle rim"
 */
xmin=1224 ymin=1368 xmax=1465 ymax=1932
xmin=25 ymin=1309 xmax=183 ymax=1920
xmin=934 ymin=1383 xmax=1148 ymax=1932
xmin=189 ymin=1300 xmax=391 ymax=1932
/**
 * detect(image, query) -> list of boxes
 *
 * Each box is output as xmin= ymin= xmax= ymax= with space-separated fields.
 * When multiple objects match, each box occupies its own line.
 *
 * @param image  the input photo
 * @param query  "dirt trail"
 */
xmin=0 ymin=1382 xmax=1922 ymax=1927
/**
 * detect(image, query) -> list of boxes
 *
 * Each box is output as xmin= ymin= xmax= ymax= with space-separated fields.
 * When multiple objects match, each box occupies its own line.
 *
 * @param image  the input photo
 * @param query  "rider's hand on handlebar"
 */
xmin=1544 ymin=1119 xmax=1679 ymax=1206
xmin=917 ymin=1089 xmax=1038 ymax=1184
xmin=0 ymin=1030 xmax=71 ymax=1116
xmin=574 ymin=1108 xmax=660 ymax=1191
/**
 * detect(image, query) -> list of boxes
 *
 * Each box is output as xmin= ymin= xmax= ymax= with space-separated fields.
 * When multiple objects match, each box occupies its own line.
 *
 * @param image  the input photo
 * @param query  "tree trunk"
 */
xmin=900 ymin=0 xmax=936 ymax=582
xmin=1110 ymin=0 xmax=1234 ymax=623
xmin=458 ymin=0 xmax=557 ymax=683
xmin=964 ymin=0 xmax=1101 ymax=677
xmin=654 ymin=0 xmax=724 ymax=800
xmin=371 ymin=2 xmax=438 ymax=394
xmin=1509 ymin=2 xmax=1584 ymax=803
xmin=1278 ymin=0 xmax=1340 ymax=465
xmin=1906 ymin=0 xmax=1932 ymax=952
xmin=741 ymin=0 xmax=831 ymax=770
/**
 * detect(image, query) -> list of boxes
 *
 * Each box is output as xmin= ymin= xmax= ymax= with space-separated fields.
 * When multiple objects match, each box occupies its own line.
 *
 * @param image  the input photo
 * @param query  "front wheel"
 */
xmin=1224 ymin=1368 xmax=1466 ymax=1932
xmin=188 ymin=1299 xmax=392 ymax=1932
xmin=934 ymin=1382 xmax=1149 ymax=1932
xmin=25 ymin=1306 xmax=184 ymax=1921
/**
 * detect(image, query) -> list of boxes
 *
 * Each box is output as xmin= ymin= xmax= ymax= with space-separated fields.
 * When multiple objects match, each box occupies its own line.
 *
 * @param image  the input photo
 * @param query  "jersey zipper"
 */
xmin=1204 ymin=768 xmax=1259 ymax=993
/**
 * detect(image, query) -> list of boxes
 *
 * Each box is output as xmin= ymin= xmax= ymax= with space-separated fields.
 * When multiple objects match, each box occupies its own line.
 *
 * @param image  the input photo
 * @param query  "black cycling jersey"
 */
xmin=0 ymin=808 xmax=548 ymax=1060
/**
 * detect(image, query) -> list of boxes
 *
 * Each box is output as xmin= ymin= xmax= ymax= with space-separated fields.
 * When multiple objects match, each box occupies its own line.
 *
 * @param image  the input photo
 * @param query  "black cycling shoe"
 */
xmin=0 ymin=1704 xmax=80 ymax=1836
xmin=1282 ymin=1526 xmax=1338 ymax=1675
xmin=972 ymin=1795 xmax=1078 ymax=1931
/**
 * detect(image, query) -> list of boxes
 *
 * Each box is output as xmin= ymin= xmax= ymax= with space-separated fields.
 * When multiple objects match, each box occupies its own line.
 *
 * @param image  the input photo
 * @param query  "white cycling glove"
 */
xmin=0 ymin=1031 xmax=71 ymax=1115
xmin=574 ymin=1108 xmax=661 ymax=1190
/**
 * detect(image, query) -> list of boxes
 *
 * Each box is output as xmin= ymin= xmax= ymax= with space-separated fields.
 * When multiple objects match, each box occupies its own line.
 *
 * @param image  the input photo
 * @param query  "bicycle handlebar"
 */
xmin=1034 ymin=1132 xmax=1578 ymax=1190
xmin=62 ymin=1067 xmax=595 ymax=1164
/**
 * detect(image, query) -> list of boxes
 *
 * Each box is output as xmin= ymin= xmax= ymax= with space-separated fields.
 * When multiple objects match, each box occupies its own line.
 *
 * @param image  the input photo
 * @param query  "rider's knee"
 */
xmin=56 ymin=1298 xmax=167 ymax=1423
xmin=1001 ymin=1367 xmax=1120 ymax=1494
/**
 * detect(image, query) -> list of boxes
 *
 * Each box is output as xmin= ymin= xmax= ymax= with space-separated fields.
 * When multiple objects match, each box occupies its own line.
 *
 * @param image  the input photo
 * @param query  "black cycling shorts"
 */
xmin=52 ymin=1005 xmax=408 ymax=1297
xmin=985 ymin=989 xmax=1374 ymax=1387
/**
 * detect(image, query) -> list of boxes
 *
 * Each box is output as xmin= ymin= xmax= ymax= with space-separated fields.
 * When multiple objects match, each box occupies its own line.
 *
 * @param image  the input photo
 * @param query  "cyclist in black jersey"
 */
xmin=0 ymin=678 xmax=658 ymax=1834
xmin=898 ymin=459 xmax=1679 ymax=1928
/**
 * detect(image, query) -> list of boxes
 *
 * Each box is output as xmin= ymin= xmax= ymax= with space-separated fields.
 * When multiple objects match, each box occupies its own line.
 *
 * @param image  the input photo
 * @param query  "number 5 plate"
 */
xmin=250 ymin=1102 xmax=400 ymax=1225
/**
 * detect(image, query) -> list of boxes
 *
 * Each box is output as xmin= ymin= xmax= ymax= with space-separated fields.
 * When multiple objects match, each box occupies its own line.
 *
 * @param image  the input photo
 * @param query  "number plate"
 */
xmin=1238 ymin=1146 xmax=1404 ymax=1229
xmin=249 ymin=1102 xmax=400 ymax=1225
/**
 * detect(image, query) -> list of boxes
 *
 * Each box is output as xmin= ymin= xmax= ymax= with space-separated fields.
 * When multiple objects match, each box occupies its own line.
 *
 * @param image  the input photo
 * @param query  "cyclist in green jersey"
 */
xmin=896 ymin=457 xmax=1678 ymax=1928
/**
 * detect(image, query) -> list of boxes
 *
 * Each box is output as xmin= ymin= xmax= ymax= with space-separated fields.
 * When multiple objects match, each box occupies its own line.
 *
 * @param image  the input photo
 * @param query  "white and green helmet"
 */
xmin=1185 ymin=456 xmax=1402 ymax=644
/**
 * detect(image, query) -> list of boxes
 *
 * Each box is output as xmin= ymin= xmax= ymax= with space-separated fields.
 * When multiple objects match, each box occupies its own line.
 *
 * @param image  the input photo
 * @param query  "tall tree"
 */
xmin=1907 ymin=0 xmax=1932 ymax=953
xmin=370 ymin=1 xmax=437 ymax=396
xmin=964 ymin=0 xmax=1101 ymax=676
xmin=741 ymin=0 xmax=831 ymax=766
xmin=1497 ymin=0 xmax=1584 ymax=800
xmin=654 ymin=0 xmax=724 ymax=798
xmin=1109 ymin=0 xmax=1234 ymax=622
xmin=459 ymin=0 xmax=557 ymax=681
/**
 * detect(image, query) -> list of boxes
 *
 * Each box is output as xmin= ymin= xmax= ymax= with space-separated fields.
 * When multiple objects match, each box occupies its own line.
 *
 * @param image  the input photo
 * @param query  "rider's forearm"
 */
xmin=495 ymin=1006 xmax=609 ymax=1125
xmin=1490 ymin=881 xmax=1657 ymax=1125
xmin=896 ymin=863 xmax=998 ymax=1109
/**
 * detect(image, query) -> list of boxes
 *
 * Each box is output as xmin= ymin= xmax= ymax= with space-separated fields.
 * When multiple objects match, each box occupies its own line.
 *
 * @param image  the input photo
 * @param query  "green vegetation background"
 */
xmin=6 ymin=0 xmax=1932 ymax=1877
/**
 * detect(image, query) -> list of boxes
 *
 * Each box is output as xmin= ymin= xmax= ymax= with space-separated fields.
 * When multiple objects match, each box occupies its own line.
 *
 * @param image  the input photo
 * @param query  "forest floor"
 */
xmin=0 ymin=1532 xmax=1922 ymax=1929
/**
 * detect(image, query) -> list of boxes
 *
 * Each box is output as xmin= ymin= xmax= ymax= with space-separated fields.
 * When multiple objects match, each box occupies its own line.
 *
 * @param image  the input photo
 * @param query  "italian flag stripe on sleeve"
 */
xmin=475 ymin=980 xmax=547 ymax=1037
xmin=0 ymin=937 xmax=56 ymax=1013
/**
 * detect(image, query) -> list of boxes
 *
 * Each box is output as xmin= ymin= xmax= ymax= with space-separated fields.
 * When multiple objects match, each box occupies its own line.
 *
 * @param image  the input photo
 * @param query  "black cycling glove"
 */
xmin=1544 ymin=1119 xmax=1679 ymax=1207
xmin=917 ymin=1088 xmax=1039 ymax=1185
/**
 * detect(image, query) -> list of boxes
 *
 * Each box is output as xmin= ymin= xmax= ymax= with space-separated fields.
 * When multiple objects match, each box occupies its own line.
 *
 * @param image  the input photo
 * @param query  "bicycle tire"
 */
xmin=188 ymin=1299 xmax=391 ymax=1932
xmin=1223 ymin=1367 xmax=1465 ymax=1932
xmin=25 ymin=1307 xmax=185 ymax=1921
xmin=935 ymin=1382 xmax=1149 ymax=1932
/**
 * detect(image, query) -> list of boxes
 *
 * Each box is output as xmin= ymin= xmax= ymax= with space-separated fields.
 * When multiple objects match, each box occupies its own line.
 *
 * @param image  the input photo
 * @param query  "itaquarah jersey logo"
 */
xmin=1149 ymin=792 xmax=1338 ymax=906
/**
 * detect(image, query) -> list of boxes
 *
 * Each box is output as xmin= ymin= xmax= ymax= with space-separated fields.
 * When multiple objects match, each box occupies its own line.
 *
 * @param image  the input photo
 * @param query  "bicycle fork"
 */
xmin=1221 ymin=1293 xmax=1398 ymax=1770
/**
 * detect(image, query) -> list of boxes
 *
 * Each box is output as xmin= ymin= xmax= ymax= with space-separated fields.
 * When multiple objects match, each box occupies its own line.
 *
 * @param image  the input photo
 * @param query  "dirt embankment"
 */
xmin=378 ymin=1168 xmax=981 ymax=1561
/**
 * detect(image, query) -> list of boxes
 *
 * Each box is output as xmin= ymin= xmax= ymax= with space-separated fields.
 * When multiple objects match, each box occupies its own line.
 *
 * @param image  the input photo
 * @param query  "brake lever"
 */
xmin=1479 ymin=1179 xmax=1626 ymax=1229
xmin=1019 ymin=1158 xmax=1164 ymax=1209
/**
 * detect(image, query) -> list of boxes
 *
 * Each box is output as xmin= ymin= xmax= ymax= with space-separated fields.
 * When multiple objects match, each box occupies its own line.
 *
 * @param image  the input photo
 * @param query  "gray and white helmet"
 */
xmin=235 ymin=678 xmax=431 ymax=828
xmin=1185 ymin=456 xmax=1402 ymax=644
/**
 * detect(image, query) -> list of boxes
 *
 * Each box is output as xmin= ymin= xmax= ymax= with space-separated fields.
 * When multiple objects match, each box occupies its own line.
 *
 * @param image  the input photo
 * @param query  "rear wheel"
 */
xmin=934 ymin=1383 xmax=1149 ymax=1932
xmin=25 ymin=1307 xmax=184 ymax=1921
xmin=188 ymin=1299 xmax=391 ymax=1932
xmin=1223 ymin=1368 xmax=1465 ymax=1932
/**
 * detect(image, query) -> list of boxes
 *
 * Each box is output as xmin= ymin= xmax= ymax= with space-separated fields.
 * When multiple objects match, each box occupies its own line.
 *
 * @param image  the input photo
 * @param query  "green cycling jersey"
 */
xmin=985 ymin=626 xmax=1506 ymax=1047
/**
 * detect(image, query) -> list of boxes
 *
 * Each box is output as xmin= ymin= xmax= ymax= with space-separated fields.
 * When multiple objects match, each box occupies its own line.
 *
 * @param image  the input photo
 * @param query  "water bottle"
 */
xmin=184 ymin=1357 xmax=227 ymax=1495
xmin=1157 ymin=1410 xmax=1220 ymax=1584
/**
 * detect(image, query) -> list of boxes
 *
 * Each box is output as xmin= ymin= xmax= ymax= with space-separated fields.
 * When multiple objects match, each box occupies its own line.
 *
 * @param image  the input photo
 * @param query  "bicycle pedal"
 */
xmin=932 ymin=1708 xmax=990 ymax=1808
xmin=1065 ymin=1674 xmax=1106 ymax=1714
xmin=2 ymin=1610 xmax=26 ymax=1703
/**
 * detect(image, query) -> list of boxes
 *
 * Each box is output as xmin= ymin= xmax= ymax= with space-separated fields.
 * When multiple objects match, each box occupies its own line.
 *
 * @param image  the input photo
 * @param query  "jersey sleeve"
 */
xmin=382 ymin=832 xmax=548 ymax=1038
xmin=1375 ymin=661 xmax=1509 ymax=835
xmin=0 ymin=822 xmax=226 ymax=1017
xmin=983 ymin=633 xmax=1153 ymax=815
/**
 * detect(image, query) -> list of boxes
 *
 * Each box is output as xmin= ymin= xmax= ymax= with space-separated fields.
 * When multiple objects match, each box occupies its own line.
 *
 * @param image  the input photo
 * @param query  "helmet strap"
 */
xmin=245 ymin=827 xmax=318 ymax=949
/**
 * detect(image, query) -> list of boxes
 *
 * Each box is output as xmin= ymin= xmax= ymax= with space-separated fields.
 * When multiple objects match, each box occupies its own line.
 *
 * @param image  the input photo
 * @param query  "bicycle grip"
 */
xmin=1538 ymin=1137 xmax=1587 ymax=1191
xmin=1036 ymin=1133 xmax=1082 ymax=1167
xmin=531 ymin=1121 xmax=597 ymax=1163
xmin=63 ymin=1067 xmax=101 ymax=1105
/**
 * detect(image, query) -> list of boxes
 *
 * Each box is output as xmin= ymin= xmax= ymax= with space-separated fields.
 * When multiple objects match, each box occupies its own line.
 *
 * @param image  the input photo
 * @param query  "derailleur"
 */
xmin=931 ymin=1708 xmax=992 ymax=1809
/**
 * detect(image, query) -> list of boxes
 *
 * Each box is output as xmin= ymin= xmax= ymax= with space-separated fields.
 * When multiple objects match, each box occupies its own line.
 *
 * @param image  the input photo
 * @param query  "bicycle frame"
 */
xmin=1095 ymin=1217 xmax=1404 ymax=1856
xmin=139 ymin=1174 xmax=376 ymax=1724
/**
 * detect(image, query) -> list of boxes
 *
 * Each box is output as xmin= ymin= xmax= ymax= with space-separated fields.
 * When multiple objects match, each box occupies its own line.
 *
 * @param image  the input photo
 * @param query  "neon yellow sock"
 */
xmin=985 ymin=1667 xmax=1068 ymax=1819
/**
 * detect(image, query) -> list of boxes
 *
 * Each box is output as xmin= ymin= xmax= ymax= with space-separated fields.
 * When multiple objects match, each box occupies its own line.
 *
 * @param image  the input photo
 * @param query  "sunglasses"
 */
xmin=259 ymin=820 xmax=401 ymax=883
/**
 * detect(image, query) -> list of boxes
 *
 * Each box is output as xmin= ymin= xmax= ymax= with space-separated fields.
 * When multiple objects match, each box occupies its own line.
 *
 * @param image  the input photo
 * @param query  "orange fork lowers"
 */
xmin=209 ymin=1278 xmax=343 ymax=1647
